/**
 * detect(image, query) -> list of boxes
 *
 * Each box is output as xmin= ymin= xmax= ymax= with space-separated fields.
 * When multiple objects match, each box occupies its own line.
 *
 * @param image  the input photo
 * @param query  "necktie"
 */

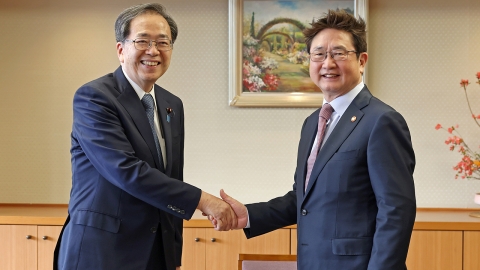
xmin=305 ymin=103 xmax=333 ymax=192
xmin=141 ymin=93 xmax=165 ymax=170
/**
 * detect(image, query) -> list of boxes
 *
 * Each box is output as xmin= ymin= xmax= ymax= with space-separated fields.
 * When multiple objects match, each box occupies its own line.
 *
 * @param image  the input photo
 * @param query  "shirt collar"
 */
xmin=121 ymin=67 xmax=155 ymax=100
xmin=324 ymin=82 xmax=364 ymax=116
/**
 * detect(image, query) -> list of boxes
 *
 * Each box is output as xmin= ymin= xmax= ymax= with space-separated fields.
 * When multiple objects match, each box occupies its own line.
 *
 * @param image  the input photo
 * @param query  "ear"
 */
xmin=358 ymin=52 xmax=368 ymax=75
xmin=116 ymin=42 xmax=125 ymax=63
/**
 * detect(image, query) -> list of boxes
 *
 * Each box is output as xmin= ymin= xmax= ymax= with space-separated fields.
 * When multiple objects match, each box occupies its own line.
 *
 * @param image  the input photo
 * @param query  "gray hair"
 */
xmin=115 ymin=3 xmax=178 ymax=44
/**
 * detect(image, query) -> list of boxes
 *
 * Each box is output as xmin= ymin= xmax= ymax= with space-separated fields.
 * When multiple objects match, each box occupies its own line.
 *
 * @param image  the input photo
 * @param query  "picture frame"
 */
xmin=228 ymin=0 xmax=368 ymax=107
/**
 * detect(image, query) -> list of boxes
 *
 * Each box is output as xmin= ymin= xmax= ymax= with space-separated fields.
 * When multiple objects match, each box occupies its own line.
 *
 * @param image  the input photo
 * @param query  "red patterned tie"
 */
xmin=305 ymin=103 xmax=333 ymax=192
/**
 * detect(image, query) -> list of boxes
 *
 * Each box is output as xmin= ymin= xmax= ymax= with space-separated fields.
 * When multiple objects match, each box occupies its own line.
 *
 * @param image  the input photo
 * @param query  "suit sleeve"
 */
xmin=72 ymin=85 xmax=201 ymax=219
xmin=367 ymin=110 xmax=416 ymax=269
xmin=175 ymin=108 xmax=186 ymax=266
xmin=244 ymin=190 xmax=297 ymax=238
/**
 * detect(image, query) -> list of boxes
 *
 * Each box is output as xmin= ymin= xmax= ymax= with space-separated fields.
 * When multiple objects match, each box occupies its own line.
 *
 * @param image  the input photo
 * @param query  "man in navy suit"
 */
xmin=219 ymin=10 xmax=416 ymax=270
xmin=54 ymin=3 xmax=237 ymax=270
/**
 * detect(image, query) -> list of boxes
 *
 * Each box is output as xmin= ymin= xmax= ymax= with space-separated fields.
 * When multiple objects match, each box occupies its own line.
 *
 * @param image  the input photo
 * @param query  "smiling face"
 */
xmin=117 ymin=12 xmax=172 ymax=92
xmin=309 ymin=28 xmax=367 ymax=102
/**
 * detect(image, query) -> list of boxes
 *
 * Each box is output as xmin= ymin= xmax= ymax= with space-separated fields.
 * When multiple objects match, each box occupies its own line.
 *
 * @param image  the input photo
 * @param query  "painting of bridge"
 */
xmin=241 ymin=0 xmax=354 ymax=93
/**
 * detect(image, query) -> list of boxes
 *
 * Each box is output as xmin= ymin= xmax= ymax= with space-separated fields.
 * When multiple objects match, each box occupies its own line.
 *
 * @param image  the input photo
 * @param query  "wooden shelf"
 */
xmin=0 ymin=204 xmax=68 ymax=225
xmin=1 ymin=204 xmax=480 ymax=230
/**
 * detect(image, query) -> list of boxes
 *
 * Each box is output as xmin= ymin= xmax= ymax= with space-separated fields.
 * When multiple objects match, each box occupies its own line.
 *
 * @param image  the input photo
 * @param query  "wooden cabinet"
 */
xmin=0 ymin=225 xmax=37 ymax=269
xmin=182 ymin=226 xmax=291 ymax=270
xmin=37 ymin=226 xmax=63 ymax=270
xmin=0 ymin=225 xmax=62 ymax=270
xmin=406 ymin=230 xmax=463 ymax=270
xmin=464 ymin=231 xmax=480 ymax=270
xmin=2 ymin=205 xmax=480 ymax=270
xmin=290 ymin=228 xmax=297 ymax=255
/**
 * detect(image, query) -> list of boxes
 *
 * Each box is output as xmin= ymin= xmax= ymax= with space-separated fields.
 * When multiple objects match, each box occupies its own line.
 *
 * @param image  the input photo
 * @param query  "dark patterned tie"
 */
xmin=141 ymin=93 xmax=165 ymax=170
xmin=305 ymin=103 xmax=333 ymax=192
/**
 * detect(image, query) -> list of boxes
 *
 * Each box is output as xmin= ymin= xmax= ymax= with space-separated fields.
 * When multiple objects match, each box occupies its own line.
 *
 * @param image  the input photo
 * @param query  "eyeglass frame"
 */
xmin=309 ymin=49 xmax=357 ymax=62
xmin=124 ymin=38 xmax=173 ymax=51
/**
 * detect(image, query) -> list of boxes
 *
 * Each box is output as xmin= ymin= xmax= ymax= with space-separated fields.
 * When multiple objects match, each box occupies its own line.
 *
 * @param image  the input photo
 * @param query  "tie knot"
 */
xmin=141 ymin=94 xmax=155 ymax=110
xmin=320 ymin=103 xmax=333 ymax=120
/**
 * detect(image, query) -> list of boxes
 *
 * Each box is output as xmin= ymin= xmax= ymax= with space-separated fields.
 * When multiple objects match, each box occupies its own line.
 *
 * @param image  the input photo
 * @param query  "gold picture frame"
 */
xmin=228 ymin=0 xmax=368 ymax=107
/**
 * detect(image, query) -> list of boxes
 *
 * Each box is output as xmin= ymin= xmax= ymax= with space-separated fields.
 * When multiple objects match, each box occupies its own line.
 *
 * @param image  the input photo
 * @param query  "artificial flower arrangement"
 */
xmin=435 ymin=72 xmax=480 ymax=179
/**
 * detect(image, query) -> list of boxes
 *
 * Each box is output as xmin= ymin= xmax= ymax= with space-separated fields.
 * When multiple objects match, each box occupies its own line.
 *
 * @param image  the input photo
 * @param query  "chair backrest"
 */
xmin=238 ymin=254 xmax=297 ymax=270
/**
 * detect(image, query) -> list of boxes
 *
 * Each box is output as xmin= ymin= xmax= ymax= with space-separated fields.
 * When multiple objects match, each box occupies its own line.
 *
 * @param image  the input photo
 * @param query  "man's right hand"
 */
xmin=219 ymin=189 xmax=248 ymax=229
xmin=196 ymin=191 xmax=237 ymax=231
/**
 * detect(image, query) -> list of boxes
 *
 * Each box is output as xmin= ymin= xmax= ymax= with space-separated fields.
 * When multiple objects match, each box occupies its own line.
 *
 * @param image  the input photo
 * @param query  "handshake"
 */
xmin=196 ymin=189 xmax=248 ymax=231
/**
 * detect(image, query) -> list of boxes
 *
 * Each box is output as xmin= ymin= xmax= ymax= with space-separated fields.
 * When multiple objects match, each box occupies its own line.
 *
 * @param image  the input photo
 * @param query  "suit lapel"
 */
xmin=114 ymin=67 xmax=163 ymax=170
xmin=304 ymin=87 xmax=372 ymax=197
xmin=154 ymin=87 xmax=173 ymax=175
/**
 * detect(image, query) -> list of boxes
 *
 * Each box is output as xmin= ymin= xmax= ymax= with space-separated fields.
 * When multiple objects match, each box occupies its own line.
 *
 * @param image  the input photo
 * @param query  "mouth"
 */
xmin=141 ymin=60 xmax=160 ymax=66
xmin=322 ymin=74 xmax=339 ymax=78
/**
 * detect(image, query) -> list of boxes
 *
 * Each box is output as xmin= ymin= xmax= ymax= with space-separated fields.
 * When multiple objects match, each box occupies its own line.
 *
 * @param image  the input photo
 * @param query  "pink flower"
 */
xmin=460 ymin=79 xmax=469 ymax=88
xmin=476 ymin=72 xmax=480 ymax=80
xmin=263 ymin=74 xmax=279 ymax=91
xmin=253 ymin=56 xmax=262 ymax=63
xmin=435 ymin=124 xmax=442 ymax=130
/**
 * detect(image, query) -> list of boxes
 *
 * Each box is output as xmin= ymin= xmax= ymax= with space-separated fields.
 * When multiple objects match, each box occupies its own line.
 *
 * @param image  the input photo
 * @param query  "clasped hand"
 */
xmin=197 ymin=189 xmax=248 ymax=231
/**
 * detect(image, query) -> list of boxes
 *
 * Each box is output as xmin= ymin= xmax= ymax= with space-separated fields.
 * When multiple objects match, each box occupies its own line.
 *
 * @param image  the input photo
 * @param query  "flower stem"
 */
xmin=463 ymin=87 xmax=480 ymax=128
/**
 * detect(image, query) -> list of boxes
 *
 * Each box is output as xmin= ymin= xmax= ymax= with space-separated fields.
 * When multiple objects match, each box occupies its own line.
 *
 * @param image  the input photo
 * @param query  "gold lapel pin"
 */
xmin=351 ymin=116 xmax=357 ymax=122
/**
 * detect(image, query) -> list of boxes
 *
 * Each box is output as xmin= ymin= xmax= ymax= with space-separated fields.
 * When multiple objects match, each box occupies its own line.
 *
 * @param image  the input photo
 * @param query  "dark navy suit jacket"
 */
xmin=245 ymin=86 xmax=416 ymax=270
xmin=55 ymin=67 xmax=201 ymax=270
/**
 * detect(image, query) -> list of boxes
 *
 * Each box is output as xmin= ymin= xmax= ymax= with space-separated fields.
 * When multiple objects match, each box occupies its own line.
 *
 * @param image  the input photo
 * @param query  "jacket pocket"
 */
xmin=72 ymin=209 xmax=121 ymax=233
xmin=332 ymin=237 xmax=373 ymax=255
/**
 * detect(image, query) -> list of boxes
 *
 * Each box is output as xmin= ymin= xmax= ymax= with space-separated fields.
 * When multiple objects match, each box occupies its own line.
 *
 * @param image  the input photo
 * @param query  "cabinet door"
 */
xmin=37 ymin=226 xmax=62 ymax=270
xmin=0 ymin=225 xmax=37 ymax=270
xmin=291 ymin=228 xmax=297 ymax=255
xmin=182 ymin=228 xmax=206 ymax=270
xmin=205 ymin=229 xmax=290 ymax=270
xmin=406 ymin=230 xmax=462 ymax=270
xmin=464 ymin=231 xmax=480 ymax=270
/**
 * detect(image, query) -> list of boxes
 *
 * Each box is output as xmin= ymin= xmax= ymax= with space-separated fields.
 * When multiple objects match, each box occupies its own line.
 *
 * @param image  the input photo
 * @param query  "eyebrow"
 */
xmin=311 ymin=45 xmax=348 ymax=51
xmin=135 ymin=33 xmax=171 ymax=40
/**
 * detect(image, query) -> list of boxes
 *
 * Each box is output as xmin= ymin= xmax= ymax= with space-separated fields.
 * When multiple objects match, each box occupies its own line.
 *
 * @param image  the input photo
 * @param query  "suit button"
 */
xmin=151 ymin=227 xmax=157 ymax=233
xmin=301 ymin=209 xmax=307 ymax=216
xmin=180 ymin=210 xmax=185 ymax=214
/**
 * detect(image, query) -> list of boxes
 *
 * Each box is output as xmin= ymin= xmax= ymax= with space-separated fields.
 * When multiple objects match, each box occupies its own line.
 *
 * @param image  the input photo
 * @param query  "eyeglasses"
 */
xmin=125 ymin=38 xmax=173 ymax=51
xmin=309 ymin=49 xmax=357 ymax=62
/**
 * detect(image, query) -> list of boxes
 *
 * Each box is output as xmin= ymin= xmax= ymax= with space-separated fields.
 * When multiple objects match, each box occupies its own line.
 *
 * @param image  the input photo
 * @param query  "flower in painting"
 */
xmin=243 ymin=75 xmax=266 ymax=92
xmin=241 ymin=34 xmax=280 ymax=92
xmin=260 ymin=57 xmax=279 ymax=70
xmin=263 ymin=73 xmax=278 ymax=91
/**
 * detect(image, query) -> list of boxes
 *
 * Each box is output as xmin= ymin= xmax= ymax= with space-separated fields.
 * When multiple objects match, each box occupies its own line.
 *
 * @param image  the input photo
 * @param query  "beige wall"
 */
xmin=1 ymin=0 xmax=480 ymax=208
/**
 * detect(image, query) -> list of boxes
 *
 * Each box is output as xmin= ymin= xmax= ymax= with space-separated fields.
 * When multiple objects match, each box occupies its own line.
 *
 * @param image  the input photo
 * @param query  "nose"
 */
xmin=145 ymin=41 xmax=160 ymax=55
xmin=321 ymin=53 xmax=336 ymax=68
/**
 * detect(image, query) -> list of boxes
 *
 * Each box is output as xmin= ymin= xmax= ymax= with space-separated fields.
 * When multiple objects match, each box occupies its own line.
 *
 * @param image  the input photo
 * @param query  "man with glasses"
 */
xmin=217 ymin=9 xmax=416 ymax=270
xmin=54 ymin=3 xmax=237 ymax=270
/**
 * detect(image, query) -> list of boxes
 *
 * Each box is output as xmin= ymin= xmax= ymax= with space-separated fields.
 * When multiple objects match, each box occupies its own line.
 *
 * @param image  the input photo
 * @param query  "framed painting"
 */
xmin=228 ymin=0 xmax=368 ymax=107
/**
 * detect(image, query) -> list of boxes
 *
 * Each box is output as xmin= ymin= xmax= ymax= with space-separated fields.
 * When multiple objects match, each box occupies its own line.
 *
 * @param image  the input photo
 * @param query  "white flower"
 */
xmin=244 ymin=75 xmax=266 ymax=92
xmin=260 ymin=57 xmax=279 ymax=70
xmin=243 ymin=35 xmax=259 ymax=46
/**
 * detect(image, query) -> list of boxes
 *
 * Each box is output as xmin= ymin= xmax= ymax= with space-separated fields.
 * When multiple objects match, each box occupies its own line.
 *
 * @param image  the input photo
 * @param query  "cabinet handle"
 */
xmin=194 ymin=238 xmax=200 ymax=242
xmin=211 ymin=238 xmax=216 ymax=242
xmin=26 ymin=235 xmax=32 ymax=239
xmin=42 ymin=236 xmax=48 ymax=240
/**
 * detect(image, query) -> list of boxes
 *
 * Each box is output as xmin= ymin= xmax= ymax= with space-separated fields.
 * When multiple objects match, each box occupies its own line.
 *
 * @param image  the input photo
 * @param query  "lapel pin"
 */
xmin=351 ymin=116 xmax=357 ymax=122
xmin=166 ymin=108 xmax=175 ymax=123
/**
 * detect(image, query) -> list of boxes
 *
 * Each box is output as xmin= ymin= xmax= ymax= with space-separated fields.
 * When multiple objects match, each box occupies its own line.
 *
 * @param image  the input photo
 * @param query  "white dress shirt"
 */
xmin=123 ymin=68 xmax=167 ymax=169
